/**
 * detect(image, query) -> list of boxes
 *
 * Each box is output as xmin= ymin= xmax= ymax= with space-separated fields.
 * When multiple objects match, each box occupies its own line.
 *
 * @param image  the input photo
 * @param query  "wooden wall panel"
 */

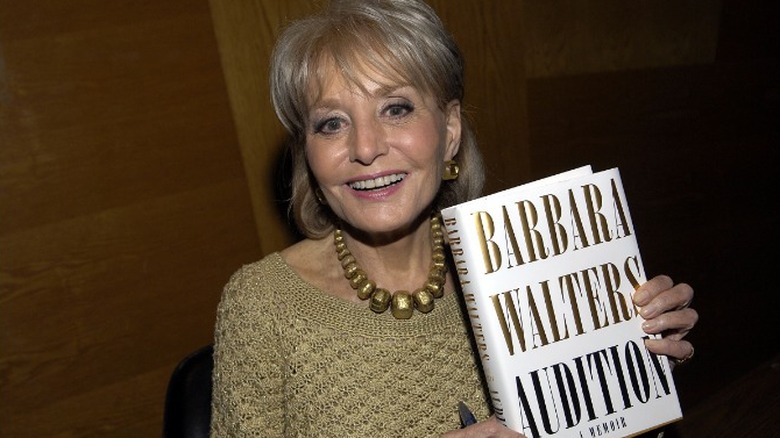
xmin=522 ymin=0 xmax=722 ymax=78
xmin=0 ymin=0 xmax=261 ymax=436
xmin=209 ymin=0 xmax=319 ymax=254
xmin=429 ymin=0 xmax=531 ymax=193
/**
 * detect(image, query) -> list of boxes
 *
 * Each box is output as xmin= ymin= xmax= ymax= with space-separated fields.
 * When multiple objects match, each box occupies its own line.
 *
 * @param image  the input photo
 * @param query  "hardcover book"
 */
xmin=441 ymin=166 xmax=681 ymax=438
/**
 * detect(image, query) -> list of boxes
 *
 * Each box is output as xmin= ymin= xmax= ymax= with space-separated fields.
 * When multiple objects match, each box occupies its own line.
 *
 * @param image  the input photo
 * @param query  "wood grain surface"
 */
xmin=0 ymin=1 xmax=261 ymax=436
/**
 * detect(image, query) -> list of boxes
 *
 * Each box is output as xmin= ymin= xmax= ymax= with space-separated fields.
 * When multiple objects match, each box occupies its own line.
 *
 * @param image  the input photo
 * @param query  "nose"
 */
xmin=349 ymin=119 xmax=387 ymax=165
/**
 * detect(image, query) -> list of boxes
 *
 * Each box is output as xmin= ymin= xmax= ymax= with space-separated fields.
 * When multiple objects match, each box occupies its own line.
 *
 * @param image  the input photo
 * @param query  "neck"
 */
xmin=338 ymin=215 xmax=435 ymax=291
xmin=332 ymin=213 xmax=450 ymax=318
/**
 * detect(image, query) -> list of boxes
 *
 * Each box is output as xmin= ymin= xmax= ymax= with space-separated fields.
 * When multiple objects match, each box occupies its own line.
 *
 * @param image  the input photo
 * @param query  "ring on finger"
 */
xmin=674 ymin=346 xmax=695 ymax=366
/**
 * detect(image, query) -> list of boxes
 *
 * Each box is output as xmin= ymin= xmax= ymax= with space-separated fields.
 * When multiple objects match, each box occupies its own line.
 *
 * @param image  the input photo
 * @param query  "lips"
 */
xmin=348 ymin=173 xmax=407 ymax=191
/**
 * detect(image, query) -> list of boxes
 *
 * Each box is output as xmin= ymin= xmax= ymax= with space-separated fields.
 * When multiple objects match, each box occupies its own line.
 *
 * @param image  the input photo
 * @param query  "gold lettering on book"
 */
xmin=540 ymin=194 xmax=567 ymax=256
xmin=583 ymin=183 xmax=612 ymax=245
xmin=492 ymin=291 xmax=525 ymax=355
xmin=491 ymin=257 xmax=640 ymax=356
xmin=611 ymin=178 xmax=632 ymax=240
xmin=581 ymin=266 xmax=609 ymax=330
xmin=514 ymin=201 xmax=549 ymax=264
xmin=568 ymin=189 xmax=589 ymax=250
xmin=455 ymin=259 xmax=468 ymax=276
xmin=471 ymin=178 xmax=632 ymax=276
xmin=474 ymin=211 xmax=502 ymax=274
xmin=558 ymin=272 xmax=586 ymax=336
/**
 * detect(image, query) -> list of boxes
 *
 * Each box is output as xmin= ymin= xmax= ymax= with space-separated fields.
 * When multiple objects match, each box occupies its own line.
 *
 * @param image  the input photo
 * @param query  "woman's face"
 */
xmin=305 ymin=64 xmax=461 ymax=237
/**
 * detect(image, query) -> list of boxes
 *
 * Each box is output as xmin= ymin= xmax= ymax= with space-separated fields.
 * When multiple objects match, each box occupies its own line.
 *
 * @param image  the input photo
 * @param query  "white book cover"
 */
xmin=441 ymin=166 xmax=681 ymax=438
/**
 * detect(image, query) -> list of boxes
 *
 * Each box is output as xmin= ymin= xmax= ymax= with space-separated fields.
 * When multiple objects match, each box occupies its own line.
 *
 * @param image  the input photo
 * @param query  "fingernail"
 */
xmin=640 ymin=303 xmax=659 ymax=318
xmin=633 ymin=290 xmax=649 ymax=305
xmin=642 ymin=319 xmax=657 ymax=332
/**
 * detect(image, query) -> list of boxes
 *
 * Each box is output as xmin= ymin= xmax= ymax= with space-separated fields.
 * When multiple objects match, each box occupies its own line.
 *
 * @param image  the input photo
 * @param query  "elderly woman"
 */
xmin=210 ymin=0 xmax=698 ymax=437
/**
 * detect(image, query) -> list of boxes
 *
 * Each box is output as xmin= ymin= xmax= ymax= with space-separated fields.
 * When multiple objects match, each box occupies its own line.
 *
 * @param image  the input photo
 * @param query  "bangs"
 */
xmin=272 ymin=1 xmax=463 ymax=141
xmin=304 ymin=21 xmax=439 ymax=109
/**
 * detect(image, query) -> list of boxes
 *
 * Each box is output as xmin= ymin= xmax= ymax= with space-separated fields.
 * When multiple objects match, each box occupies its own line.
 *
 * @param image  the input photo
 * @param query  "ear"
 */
xmin=443 ymin=99 xmax=462 ymax=161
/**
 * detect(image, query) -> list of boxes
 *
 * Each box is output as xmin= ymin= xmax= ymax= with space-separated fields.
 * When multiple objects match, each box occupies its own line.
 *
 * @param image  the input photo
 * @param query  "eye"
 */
xmin=383 ymin=101 xmax=414 ymax=118
xmin=314 ymin=116 xmax=346 ymax=135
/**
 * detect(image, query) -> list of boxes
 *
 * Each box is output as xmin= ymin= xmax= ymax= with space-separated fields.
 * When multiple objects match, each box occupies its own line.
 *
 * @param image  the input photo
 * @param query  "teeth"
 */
xmin=349 ymin=173 xmax=406 ymax=190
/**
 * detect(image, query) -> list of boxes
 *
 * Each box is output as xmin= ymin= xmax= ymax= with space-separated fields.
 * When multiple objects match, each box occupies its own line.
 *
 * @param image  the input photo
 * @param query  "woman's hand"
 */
xmin=441 ymin=416 xmax=526 ymax=438
xmin=633 ymin=274 xmax=698 ymax=366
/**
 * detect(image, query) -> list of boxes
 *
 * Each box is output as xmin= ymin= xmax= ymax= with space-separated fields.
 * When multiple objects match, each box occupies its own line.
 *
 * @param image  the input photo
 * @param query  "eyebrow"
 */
xmin=309 ymin=84 xmax=418 ymax=113
xmin=374 ymin=83 xmax=414 ymax=97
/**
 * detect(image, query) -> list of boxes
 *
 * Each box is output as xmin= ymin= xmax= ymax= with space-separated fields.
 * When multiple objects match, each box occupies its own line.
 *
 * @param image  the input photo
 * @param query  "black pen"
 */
xmin=458 ymin=401 xmax=477 ymax=428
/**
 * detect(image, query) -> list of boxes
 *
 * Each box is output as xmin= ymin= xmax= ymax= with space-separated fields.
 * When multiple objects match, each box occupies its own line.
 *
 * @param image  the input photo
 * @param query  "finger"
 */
xmin=638 ymin=282 xmax=694 ymax=319
xmin=641 ymin=307 xmax=699 ymax=335
xmin=670 ymin=282 xmax=695 ymax=310
xmin=645 ymin=337 xmax=695 ymax=362
xmin=443 ymin=418 xmax=526 ymax=438
xmin=633 ymin=274 xmax=673 ymax=306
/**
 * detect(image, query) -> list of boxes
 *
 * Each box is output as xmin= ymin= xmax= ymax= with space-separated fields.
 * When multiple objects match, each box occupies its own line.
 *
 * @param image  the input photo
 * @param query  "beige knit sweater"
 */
xmin=210 ymin=252 xmax=491 ymax=437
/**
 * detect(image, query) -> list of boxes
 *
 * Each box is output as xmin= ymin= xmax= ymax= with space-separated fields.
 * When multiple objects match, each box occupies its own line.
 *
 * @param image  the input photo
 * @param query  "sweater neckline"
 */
xmin=268 ymin=252 xmax=466 ymax=336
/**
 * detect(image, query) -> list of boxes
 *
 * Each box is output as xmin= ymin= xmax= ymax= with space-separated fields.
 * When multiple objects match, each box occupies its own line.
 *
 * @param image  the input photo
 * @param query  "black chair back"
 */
xmin=163 ymin=344 xmax=213 ymax=438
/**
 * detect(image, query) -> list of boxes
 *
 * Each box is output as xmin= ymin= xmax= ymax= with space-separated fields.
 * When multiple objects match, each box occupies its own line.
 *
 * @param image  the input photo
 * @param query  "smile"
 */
xmin=348 ymin=173 xmax=407 ymax=191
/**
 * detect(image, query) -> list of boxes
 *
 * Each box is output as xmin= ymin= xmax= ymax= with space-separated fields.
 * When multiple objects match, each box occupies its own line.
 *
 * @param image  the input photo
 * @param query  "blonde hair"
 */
xmin=271 ymin=0 xmax=484 ymax=238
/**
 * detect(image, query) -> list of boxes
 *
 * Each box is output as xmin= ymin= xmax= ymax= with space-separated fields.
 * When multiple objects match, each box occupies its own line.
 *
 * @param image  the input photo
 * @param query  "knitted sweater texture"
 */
xmin=210 ymin=252 xmax=491 ymax=437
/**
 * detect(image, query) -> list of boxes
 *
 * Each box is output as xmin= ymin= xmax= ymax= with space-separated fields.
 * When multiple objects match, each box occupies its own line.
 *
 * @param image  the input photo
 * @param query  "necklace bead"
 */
xmin=391 ymin=291 xmax=414 ymax=319
xmin=333 ymin=215 xmax=447 ymax=319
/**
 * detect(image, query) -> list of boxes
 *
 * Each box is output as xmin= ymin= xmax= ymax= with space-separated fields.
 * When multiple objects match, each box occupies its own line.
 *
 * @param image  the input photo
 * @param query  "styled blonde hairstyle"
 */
xmin=270 ymin=0 xmax=484 ymax=238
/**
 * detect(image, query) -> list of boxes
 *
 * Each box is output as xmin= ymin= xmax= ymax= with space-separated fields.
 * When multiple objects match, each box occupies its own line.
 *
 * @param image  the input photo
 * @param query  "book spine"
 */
xmin=442 ymin=209 xmax=509 ymax=424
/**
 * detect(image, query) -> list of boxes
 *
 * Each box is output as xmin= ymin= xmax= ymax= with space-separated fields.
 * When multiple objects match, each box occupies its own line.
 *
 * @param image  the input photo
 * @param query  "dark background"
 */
xmin=527 ymin=1 xmax=779 ymax=435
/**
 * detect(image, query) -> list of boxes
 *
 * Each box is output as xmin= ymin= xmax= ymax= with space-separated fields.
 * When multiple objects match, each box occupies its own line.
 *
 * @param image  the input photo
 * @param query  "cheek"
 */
xmin=427 ymin=135 xmax=449 ymax=170
xmin=303 ymin=145 xmax=327 ymax=184
xmin=402 ymin=122 xmax=448 ymax=164
xmin=304 ymin=138 xmax=327 ymax=167
xmin=305 ymin=143 xmax=344 ymax=186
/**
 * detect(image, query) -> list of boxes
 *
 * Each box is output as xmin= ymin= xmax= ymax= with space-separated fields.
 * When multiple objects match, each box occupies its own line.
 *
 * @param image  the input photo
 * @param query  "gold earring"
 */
xmin=315 ymin=187 xmax=327 ymax=205
xmin=442 ymin=160 xmax=460 ymax=181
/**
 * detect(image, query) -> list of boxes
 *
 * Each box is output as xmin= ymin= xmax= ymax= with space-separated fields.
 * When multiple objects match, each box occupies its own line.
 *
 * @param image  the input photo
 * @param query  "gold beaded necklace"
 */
xmin=333 ymin=215 xmax=448 ymax=319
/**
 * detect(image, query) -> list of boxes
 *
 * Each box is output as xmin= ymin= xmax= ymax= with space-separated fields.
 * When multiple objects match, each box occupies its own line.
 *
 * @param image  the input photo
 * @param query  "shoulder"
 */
xmin=280 ymin=237 xmax=340 ymax=292
xmin=219 ymin=238 xmax=331 ymax=306
xmin=215 ymin=253 xmax=292 ymax=337
xmin=219 ymin=253 xmax=290 ymax=309
xmin=281 ymin=237 xmax=331 ymax=270
xmin=225 ymin=253 xmax=283 ymax=288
